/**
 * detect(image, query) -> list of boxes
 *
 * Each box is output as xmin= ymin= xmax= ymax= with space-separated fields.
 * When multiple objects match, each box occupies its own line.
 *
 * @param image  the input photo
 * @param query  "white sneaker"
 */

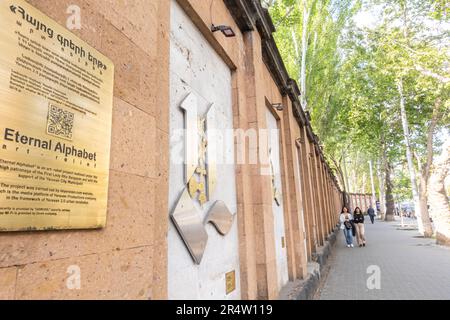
xmin=347 ymin=245 xmax=350 ymax=248
xmin=350 ymin=244 xmax=354 ymax=248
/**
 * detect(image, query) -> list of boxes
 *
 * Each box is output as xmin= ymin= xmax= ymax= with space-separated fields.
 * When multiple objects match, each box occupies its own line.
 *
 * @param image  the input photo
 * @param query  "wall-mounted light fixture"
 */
xmin=272 ymin=103 xmax=284 ymax=111
xmin=305 ymin=111 xmax=312 ymax=121
xmin=211 ymin=24 xmax=236 ymax=37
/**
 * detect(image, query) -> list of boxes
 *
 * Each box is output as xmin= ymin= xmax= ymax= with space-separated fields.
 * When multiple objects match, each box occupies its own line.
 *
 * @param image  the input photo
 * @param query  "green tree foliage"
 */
xmin=269 ymin=0 xmax=361 ymax=191
xmin=268 ymin=0 xmax=449 ymax=213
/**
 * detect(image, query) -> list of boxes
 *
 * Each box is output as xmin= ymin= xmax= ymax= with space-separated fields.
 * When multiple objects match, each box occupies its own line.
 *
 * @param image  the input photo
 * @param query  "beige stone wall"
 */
xmin=180 ymin=0 xmax=343 ymax=299
xmin=0 ymin=0 xmax=170 ymax=299
xmin=0 ymin=0 xmax=343 ymax=300
xmin=281 ymin=100 xmax=309 ymax=277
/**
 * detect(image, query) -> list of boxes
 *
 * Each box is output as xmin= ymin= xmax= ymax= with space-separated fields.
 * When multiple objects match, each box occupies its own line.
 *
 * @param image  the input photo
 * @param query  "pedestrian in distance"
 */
xmin=353 ymin=207 xmax=366 ymax=247
xmin=367 ymin=205 xmax=375 ymax=224
xmin=340 ymin=206 xmax=354 ymax=248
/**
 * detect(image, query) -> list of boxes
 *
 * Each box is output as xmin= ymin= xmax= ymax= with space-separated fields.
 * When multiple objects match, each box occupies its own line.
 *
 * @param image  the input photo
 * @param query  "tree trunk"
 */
xmin=417 ymin=97 xmax=442 ymax=237
xmin=428 ymin=140 xmax=450 ymax=246
xmin=342 ymin=191 xmax=350 ymax=209
xmin=291 ymin=28 xmax=300 ymax=61
xmin=331 ymin=155 xmax=349 ymax=208
xmin=397 ymin=79 xmax=432 ymax=235
xmin=331 ymin=156 xmax=346 ymax=192
xmin=369 ymin=160 xmax=377 ymax=213
xmin=361 ymin=172 xmax=366 ymax=194
xmin=351 ymin=153 xmax=359 ymax=193
xmin=418 ymin=187 xmax=432 ymax=234
xmin=418 ymin=169 xmax=433 ymax=236
xmin=308 ymin=31 xmax=317 ymax=78
xmin=377 ymin=158 xmax=386 ymax=220
xmin=385 ymin=161 xmax=395 ymax=221
xmin=342 ymin=154 xmax=351 ymax=193
xmin=300 ymin=0 xmax=310 ymax=110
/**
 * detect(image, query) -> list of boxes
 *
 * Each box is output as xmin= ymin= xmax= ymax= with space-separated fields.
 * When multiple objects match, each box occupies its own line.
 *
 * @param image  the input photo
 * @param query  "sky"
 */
xmin=353 ymin=4 xmax=383 ymax=29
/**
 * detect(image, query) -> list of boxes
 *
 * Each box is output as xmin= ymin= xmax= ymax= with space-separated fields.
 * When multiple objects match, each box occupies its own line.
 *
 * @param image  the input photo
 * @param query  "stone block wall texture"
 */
xmin=167 ymin=0 xmax=241 ymax=300
xmin=0 ymin=0 xmax=343 ymax=300
xmin=0 ymin=0 xmax=170 ymax=300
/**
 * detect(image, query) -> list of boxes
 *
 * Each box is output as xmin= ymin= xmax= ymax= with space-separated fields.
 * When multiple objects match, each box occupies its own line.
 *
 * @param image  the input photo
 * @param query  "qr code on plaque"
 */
xmin=46 ymin=104 xmax=74 ymax=140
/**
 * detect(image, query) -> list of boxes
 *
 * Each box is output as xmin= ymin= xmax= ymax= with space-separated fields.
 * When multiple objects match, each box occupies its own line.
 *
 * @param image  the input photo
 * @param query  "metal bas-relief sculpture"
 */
xmin=171 ymin=93 xmax=235 ymax=265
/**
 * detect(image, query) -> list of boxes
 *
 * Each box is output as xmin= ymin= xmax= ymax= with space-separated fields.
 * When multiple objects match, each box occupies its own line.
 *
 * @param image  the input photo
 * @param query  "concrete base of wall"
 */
xmin=277 ymin=262 xmax=320 ymax=300
xmin=278 ymin=226 xmax=340 ymax=300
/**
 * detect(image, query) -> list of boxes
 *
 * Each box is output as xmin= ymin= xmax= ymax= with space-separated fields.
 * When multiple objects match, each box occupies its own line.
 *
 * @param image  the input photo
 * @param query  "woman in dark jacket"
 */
xmin=353 ymin=207 xmax=366 ymax=247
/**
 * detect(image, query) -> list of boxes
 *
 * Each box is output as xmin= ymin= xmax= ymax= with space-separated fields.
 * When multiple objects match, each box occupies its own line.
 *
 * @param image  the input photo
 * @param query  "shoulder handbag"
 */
xmin=344 ymin=220 xmax=352 ymax=230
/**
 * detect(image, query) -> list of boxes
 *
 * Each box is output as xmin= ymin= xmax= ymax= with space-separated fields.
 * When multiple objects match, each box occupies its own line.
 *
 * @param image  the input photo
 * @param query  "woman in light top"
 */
xmin=353 ymin=207 xmax=366 ymax=247
xmin=339 ymin=206 xmax=354 ymax=248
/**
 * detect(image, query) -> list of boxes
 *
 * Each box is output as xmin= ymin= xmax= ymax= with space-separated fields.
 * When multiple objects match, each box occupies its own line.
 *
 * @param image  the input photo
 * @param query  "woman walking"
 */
xmin=353 ymin=207 xmax=366 ymax=247
xmin=340 ymin=206 xmax=354 ymax=248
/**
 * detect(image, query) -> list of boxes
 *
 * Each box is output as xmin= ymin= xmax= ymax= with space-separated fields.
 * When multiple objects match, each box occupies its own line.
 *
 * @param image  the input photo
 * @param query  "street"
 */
xmin=317 ymin=217 xmax=450 ymax=300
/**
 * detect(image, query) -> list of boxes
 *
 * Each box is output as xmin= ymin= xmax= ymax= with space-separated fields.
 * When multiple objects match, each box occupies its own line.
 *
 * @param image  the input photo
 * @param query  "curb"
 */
xmin=278 ymin=226 xmax=340 ymax=300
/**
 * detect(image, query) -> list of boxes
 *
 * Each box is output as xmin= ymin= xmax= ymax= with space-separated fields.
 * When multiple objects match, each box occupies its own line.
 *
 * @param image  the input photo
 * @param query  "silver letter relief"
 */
xmin=171 ymin=93 xmax=235 ymax=265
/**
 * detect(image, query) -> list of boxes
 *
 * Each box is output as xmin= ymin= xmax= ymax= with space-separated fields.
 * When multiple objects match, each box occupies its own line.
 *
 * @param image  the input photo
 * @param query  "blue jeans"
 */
xmin=343 ymin=228 xmax=353 ymax=245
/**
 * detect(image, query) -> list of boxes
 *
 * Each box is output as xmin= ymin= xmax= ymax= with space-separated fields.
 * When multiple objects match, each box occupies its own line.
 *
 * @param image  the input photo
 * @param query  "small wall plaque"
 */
xmin=225 ymin=270 xmax=236 ymax=295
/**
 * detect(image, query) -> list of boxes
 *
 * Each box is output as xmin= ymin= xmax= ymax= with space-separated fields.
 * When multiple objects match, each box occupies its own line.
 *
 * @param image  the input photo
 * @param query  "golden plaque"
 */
xmin=0 ymin=0 xmax=114 ymax=231
xmin=225 ymin=270 xmax=236 ymax=295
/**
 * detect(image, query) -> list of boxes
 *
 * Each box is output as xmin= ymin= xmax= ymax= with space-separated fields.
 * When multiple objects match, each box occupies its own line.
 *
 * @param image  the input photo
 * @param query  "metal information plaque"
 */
xmin=0 ymin=0 xmax=114 ymax=231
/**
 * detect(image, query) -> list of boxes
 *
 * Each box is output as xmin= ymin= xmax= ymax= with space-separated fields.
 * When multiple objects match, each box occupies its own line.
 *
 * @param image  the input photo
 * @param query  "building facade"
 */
xmin=0 ymin=0 xmax=343 ymax=300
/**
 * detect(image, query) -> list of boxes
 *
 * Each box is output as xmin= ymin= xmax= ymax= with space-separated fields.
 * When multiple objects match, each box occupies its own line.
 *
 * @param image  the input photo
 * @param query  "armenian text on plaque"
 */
xmin=0 ymin=0 xmax=114 ymax=231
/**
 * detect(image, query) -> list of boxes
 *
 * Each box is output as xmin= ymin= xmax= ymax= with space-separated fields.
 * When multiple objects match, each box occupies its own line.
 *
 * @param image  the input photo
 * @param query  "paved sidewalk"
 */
xmin=317 ymin=217 xmax=450 ymax=300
